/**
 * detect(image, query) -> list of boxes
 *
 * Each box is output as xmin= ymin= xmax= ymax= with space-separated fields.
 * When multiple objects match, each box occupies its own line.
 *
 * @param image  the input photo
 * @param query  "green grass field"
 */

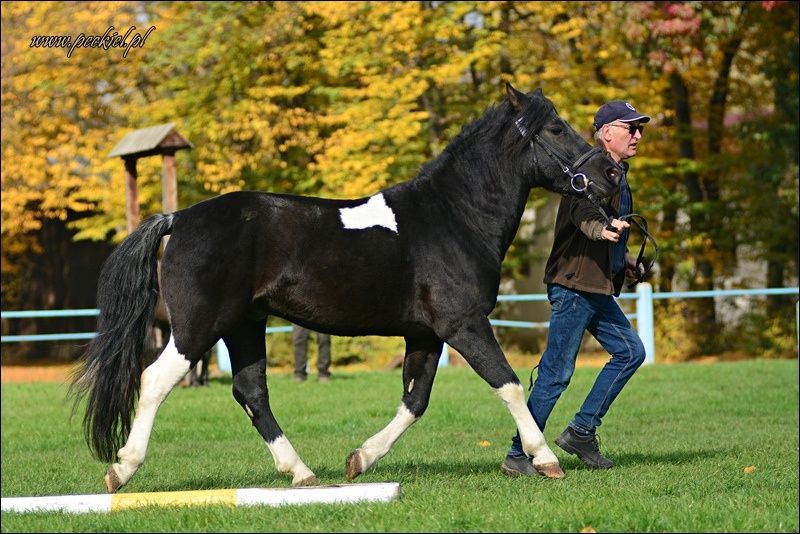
xmin=2 ymin=359 xmax=798 ymax=532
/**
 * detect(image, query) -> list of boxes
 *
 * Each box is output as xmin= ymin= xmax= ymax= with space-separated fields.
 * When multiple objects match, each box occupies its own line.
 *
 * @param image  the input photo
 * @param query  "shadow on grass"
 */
xmin=207 ymin=373 xmax=360 ymax=387
xmin=128 ymin=448 xmax=729 ymax=493
xmin=557 ymin=447 xmax=729 ymax=470
xmin=146 ymin=459 xmax=499 ymax=492
xmin=142 ymin=474 xmax=291 ymax=493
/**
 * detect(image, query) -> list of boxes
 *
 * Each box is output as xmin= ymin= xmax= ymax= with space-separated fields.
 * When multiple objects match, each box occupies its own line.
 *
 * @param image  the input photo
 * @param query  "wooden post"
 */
xmin=161 ymin=151 xmax=178 ymax=214
xmin=109 ymin=123 xmax=192 ymax=233
xmin=124 ymin=157 xmax=140 ymax=233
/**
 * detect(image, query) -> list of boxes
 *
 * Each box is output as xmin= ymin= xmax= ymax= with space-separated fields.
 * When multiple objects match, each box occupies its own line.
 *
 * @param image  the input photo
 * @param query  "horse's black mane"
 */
xmin=413 ymin=91 xmax=554 ymax=183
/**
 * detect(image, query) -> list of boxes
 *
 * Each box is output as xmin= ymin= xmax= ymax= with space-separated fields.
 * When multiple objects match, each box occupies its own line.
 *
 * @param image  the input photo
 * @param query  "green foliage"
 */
xmin=2 ymin=360 xmax=798 ymax=532
xmin=263 ymin=326 xmax=406 ymax=370
xmin=728 ymin=312 xmax=798 ymax=359
xmin=653 ymin=296 xmax=798 ymax=362
xmin=654 ymin=300 xmax=703 ymax=362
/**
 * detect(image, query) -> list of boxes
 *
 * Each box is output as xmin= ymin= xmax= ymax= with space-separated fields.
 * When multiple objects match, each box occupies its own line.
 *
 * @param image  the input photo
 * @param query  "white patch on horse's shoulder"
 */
xmin=339 ymin=194 xmax=398 ymax=233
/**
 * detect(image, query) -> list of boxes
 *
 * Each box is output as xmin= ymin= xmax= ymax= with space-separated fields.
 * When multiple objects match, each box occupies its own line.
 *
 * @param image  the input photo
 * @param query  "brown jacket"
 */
xmin=543 ymin=166 xmax=630 ymax=296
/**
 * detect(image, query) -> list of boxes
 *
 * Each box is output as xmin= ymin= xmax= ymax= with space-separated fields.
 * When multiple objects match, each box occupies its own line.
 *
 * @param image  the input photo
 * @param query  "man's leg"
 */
xmin=555 ymin=294 xmax=645 ymax=469
xmin=316 ymin=332 xmax=331 ymax=379
xmin=505 ymin=285 xmax=595 ymax=469
xmin=292 ymin=326 xmax=309 ymax=381
xmin=571 ymin=295 xmax=646 ymax=433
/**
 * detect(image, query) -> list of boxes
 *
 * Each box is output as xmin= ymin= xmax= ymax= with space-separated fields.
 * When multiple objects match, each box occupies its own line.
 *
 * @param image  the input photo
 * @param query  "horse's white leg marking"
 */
xmin=495 ymin=383 xmax=559 ymax=466
xmin=110 ymin=336 xmax=191 ymax=486
xmin=266 ymin=435 xmax=316 ymax=485
xmin=339 ymin=194 xmax=398 ymax=233
xmin=354 ymin=404 xmax=417 ymax=472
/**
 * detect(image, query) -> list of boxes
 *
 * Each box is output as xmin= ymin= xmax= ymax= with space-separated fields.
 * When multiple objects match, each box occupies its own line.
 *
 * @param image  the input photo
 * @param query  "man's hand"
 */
xmin=624 ymin=252 xmax=645 ymax=281
xmin=601 ymin=218 xmax=630 ymax=242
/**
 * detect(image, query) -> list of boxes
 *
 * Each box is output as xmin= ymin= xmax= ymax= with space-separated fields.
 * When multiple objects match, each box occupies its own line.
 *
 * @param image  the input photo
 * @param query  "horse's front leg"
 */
xmin=346 ymin=335 xmax=442 ymax=480
xmin=225 ymin=320 xmax=318 ymax=487
xmin=445 ymin=316 xmax=564 ymax=479
xmin=105 ymin=335 xmax=192 ymax=492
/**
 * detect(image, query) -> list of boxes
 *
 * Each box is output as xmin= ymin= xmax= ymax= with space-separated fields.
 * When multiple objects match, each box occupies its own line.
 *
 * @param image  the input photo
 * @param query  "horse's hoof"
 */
xmin=104 ymin=466 xmax=123 ymax=493
xmin=294 ymin=475 xmax=319 ymax=487
xmin=534 ymin=462 xmax=565 ymax=479
xmin=345 ymin=449 xmax=363 ymax=480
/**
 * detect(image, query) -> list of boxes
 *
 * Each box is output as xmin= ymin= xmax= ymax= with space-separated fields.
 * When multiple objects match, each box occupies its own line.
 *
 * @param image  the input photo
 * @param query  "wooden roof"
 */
xmin=108 ymin=123 xmax=192 ymax=159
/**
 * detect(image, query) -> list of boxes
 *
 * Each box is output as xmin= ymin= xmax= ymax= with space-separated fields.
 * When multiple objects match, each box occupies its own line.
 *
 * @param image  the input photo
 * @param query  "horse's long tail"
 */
xmin=70 ymin=213 xmax=174 ymax=462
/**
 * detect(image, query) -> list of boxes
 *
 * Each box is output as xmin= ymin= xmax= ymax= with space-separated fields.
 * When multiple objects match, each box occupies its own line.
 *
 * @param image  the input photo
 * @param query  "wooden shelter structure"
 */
xmin=108 ymin=123 xmax=192 ymax=232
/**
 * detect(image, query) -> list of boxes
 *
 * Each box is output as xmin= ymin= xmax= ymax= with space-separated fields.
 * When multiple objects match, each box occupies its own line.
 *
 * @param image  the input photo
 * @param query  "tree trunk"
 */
xmin=669 ymin=71 xmax=720 ymax=353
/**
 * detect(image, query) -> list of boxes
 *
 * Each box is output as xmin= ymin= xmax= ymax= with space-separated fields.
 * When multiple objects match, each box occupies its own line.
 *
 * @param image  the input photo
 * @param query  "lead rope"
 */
xmin=528 ymin=363 xmax=539 ymax=391
xmin=586 ymin=194 xmax=659 ymax=289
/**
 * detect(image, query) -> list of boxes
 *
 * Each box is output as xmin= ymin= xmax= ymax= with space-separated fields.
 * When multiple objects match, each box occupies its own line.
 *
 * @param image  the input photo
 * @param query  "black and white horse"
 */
xmin=71 ymin=84 xmax=621 ymax=492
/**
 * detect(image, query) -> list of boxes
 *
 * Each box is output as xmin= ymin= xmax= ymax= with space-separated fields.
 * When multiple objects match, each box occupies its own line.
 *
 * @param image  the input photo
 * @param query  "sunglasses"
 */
xmin=609 ymin=122 xmax=645 ymax=135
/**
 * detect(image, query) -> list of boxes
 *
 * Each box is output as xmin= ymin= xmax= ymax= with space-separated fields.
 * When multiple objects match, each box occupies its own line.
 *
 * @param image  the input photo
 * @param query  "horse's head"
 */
xmin=505 ymin=83 xmax=621 ymax=200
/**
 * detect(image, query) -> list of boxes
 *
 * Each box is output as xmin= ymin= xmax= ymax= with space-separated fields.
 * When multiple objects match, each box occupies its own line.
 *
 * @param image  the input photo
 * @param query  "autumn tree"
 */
xmin=1 ymin=2 xmax=161 ymax=311
xmin=2 ymin=1 xmax=795 ymax=361
xmin=613 ymin=1 xmax=798 ymax=352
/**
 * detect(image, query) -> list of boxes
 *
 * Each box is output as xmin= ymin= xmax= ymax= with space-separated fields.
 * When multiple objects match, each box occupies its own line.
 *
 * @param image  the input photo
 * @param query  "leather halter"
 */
xmin=515 ymin=117 xmax=606 ymax=196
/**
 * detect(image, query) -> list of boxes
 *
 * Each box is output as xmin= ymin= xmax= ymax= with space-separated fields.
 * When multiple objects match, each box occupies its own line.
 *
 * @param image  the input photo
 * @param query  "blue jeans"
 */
xmin=508 ymin=283 xmax=645 ymax=457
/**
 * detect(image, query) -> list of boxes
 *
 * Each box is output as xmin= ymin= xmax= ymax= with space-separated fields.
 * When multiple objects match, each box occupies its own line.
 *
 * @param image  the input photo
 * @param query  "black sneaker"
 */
xmin=500 ymin=454 xmax=536 ymax=477
xmin=555 ymin=427 xmax=613 ymax=469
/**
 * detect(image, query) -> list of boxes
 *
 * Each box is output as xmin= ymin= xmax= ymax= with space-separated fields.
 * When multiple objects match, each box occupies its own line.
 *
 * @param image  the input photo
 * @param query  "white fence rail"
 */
xmin=3 ymin=285 xmax=797 ymax=369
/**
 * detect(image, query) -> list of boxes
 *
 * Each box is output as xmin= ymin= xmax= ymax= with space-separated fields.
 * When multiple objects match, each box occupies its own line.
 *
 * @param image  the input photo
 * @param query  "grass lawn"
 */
xmin=2 ymin=358 xmax=797 ymax=532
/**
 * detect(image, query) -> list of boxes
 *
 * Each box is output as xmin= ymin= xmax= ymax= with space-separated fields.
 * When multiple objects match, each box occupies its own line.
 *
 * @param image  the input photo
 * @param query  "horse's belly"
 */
xmin=260 ymin=259 xmax=409 ymax=336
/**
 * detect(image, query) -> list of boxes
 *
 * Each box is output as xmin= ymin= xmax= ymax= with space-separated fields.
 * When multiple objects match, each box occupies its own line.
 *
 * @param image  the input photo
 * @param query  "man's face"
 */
xmin=601 ymin=121 xmax=645 ymax=163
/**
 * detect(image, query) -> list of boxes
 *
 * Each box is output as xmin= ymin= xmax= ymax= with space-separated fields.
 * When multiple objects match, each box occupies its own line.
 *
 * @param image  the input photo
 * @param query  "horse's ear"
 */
xmin=533 ymin=87 xmax=544 ymax=97
xmin=506 ymin=82 xmax=529 ymax=111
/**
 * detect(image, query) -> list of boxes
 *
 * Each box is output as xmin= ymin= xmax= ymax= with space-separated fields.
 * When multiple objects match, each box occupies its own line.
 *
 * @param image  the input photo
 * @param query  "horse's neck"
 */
xmin=419 ymin=156 xmax=530 ymax=268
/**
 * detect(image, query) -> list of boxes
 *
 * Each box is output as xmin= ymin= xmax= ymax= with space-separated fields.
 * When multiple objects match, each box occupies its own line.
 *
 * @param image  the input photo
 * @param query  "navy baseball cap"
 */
xmin=593 ymin=101 xmax=651 ymax=131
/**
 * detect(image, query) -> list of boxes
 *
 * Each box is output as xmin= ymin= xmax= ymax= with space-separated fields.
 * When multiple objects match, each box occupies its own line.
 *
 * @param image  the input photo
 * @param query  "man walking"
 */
xmin=502 ymin=100 xmax=651 ymax=476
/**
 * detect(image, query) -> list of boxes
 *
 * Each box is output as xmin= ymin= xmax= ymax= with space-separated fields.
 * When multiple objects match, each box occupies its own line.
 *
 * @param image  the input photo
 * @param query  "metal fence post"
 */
xmin=438 ymin=343 xmax=449 ymax=367
xmin=216 ymin=340 xmax=231 ymax=373
xmin=636 ymin=282 xmax=655 ymax=364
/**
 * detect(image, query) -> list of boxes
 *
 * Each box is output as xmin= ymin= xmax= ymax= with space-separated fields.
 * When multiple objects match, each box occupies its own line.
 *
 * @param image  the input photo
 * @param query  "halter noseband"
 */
xmin=515 ymin=117 xmax=605 ymax=195
xmin=515 ymin=117 xmax=659 ymax=288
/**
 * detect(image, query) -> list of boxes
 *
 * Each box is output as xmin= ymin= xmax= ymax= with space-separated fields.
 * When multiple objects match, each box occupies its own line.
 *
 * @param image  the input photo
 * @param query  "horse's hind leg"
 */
xmin=225 ymin=320 xmax=317 ymax=487
xmin=105 ymin=335 xmax=194 ymax=492
xmin=445 ymin=316 xmax=564 ymax=478
xmin=346 ymin=335 xmax=442 ymax=480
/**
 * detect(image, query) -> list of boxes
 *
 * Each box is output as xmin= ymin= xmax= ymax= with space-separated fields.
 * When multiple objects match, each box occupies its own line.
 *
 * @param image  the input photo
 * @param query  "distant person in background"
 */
xmin=292 ymin=324 xmax=332 ymax=383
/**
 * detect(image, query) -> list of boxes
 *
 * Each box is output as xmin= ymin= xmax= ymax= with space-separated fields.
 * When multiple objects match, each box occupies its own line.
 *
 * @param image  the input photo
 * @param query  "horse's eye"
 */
xmin=548 ymin=124 xmax=564 ymax=135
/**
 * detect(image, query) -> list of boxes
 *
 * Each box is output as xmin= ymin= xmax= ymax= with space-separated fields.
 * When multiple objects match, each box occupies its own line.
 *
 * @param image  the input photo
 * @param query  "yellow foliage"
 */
xmin=654 ymin=301 xmax=701 ymax=362
xmin=2 ymin=0 xmax=795 ymax=318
